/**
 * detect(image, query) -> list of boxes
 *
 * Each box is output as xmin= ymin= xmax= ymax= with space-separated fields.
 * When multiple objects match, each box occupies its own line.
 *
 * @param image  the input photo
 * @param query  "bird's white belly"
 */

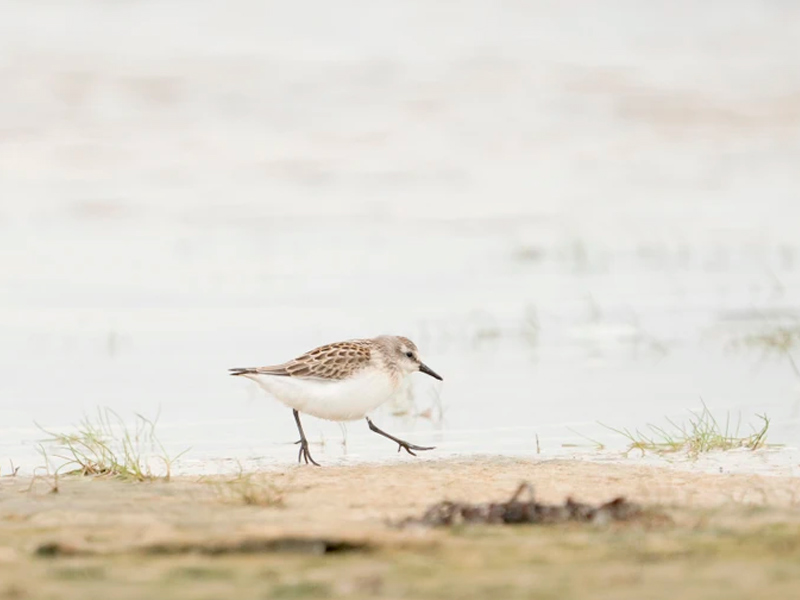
xmin=242 ymin=369 xmax=400 ymax=421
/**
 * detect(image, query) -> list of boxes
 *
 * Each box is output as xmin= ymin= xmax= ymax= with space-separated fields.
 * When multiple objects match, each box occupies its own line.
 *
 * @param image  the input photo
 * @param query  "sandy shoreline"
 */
xmin=2 ymin=457 xmax=800 ymax=598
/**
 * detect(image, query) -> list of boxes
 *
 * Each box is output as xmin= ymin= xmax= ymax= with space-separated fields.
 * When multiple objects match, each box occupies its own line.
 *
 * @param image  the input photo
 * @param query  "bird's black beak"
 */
xmin=418 ymin=362 xmax=443 ymax=381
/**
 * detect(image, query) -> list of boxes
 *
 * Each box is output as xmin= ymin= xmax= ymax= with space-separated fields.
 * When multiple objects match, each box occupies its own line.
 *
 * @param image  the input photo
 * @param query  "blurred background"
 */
xmin=2 ymin=1 xmax=799 ymax=472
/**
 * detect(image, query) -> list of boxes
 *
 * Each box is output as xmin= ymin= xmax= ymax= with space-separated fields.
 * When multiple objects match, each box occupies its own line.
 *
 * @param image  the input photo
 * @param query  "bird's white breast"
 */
xmin=241 ymin=367 xmax=401 ymax=421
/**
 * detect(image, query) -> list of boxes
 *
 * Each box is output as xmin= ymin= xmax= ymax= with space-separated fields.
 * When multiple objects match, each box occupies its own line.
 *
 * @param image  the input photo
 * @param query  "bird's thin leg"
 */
xmin=293 ymin=409 xmax=320 ymax=466
xmin=365 ymin=417 xmax=435 ymax=456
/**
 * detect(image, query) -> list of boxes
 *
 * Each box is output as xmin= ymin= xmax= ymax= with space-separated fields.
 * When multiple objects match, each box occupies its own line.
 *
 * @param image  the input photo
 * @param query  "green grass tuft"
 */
xmin=37 ymin=407 xmax=189 ymax=481
xmin=601 ymin=402 xmax=771 ymax=457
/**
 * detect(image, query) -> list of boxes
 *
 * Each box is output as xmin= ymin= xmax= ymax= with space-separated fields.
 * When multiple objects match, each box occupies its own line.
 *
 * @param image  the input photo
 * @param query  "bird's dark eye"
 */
xmin=405 ymin=351 xmax=414 ymax=358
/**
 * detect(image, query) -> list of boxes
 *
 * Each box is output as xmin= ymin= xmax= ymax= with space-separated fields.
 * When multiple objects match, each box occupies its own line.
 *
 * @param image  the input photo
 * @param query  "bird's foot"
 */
xmin=366 ymin=417 xmax=435 ymax=457
xmin=395 ymin=440 xmax=436 ymax=457
xmin=294 ymin=438 xmax=320 ymax=466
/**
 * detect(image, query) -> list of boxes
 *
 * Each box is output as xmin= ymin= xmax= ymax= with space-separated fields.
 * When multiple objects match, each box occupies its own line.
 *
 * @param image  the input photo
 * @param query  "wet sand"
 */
xmin=2 ymin=458 xmax=800 ymax=599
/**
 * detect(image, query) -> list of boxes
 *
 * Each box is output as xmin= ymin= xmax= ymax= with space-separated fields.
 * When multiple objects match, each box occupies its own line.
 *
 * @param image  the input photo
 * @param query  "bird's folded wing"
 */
xmin=232 ymin=340 xmax=373 ymax=380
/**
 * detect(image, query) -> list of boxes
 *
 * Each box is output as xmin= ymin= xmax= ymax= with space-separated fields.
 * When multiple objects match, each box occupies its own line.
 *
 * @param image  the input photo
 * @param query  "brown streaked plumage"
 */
xmin=229 ymin=340 xmax=373 ymax=380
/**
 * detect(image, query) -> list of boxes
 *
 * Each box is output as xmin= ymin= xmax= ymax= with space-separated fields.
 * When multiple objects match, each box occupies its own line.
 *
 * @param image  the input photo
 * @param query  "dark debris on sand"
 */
xmin=399 ymin=483 xmax=643 ymax=528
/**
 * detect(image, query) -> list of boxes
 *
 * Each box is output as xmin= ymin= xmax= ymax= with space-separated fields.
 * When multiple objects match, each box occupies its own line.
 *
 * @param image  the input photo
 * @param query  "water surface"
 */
xmin=2 ymin=0 xmax=800 ymax=474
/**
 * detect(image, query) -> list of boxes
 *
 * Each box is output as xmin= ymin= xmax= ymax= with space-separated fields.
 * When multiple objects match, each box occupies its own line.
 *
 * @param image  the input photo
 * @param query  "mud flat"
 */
xmin=2 ymin=457 xmax=800 ymax=599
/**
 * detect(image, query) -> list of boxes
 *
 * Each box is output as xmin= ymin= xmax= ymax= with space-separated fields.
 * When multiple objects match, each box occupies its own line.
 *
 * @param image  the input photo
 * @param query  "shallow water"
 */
xmin=1 ymin=1 xmax=800 ymax=474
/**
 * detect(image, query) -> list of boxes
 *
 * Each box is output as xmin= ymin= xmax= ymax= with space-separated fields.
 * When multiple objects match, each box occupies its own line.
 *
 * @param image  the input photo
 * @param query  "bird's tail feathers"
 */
xmin=229 ymin=367 xmax=257 ymax=377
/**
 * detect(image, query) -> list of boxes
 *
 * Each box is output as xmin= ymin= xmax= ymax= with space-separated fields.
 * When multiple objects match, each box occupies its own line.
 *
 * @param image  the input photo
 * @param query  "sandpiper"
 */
xmin=229 ymin=335 xmax=443 ymax=466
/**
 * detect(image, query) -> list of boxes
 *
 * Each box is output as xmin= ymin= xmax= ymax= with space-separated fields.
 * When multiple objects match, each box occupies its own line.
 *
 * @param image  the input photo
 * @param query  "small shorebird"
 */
xmin=229 ymin=335 xmax=443 ymax=466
